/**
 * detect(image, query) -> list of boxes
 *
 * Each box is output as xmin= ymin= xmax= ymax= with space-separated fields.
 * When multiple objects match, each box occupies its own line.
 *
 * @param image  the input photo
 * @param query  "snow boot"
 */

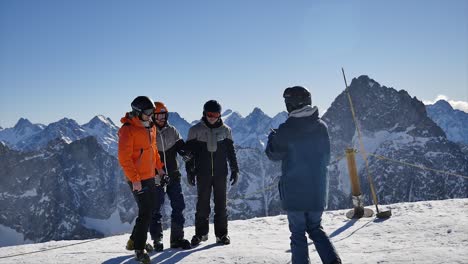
xmin=126 ymin=238 xmax=154 ymax=252
xmin=126 ymin=238 xmax=134 ymax=250
xmin=153 ymin=239 xmax=164 ymax=252
xmin=190 ymin=234 xmax=208 ymax=246
xmin=216 ymin=235 xmax=230 ymax=245
xmin=170 ymin=238 xmax=192 ymax=249
xmin=135 ymin=250 xmax=150 ymax=264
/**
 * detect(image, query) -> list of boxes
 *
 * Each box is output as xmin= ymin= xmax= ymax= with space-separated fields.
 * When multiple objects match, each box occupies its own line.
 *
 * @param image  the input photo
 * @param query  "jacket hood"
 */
xmin=120 ymin=112 xmax=147 ymax=128
xmin=289 ymin=105 xmax=318 ymax=118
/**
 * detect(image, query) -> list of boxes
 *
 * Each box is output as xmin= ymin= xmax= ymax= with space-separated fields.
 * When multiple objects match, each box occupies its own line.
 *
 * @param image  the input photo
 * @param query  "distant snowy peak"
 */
xmin=0 ymin=118 xmax=44 ymax=146
xmin=249 ymin=107 xmax=268 ymax=118
xmin=426 ymin=100 xmax=468 ymax=144
xmin=271 ymin=111 xmax=288 ymax=129
xmin=83 ymin=115 xmax=117 ymax=130
xmin=432 ymin=100 xmax=453 ymax=111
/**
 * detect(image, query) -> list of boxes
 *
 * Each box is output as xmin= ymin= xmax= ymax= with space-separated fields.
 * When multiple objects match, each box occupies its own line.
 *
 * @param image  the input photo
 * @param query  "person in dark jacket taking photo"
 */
xmin=266 ymin=86 xmax=341 ymax=264
xmin=185 ymin=100 xmax=239 ymax=246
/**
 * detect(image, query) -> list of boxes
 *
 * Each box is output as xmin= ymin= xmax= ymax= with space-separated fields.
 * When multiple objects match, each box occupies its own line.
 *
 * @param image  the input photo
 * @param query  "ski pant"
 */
xmin=195 ymin=173 xmax=228 ymax=238
xmin=149 ymin=179 xmax=186 ymax=242
xmin=128 ymin=178 xmax=157 ymax=251
xmin=287 ymin=211 xmax=341 ymax=264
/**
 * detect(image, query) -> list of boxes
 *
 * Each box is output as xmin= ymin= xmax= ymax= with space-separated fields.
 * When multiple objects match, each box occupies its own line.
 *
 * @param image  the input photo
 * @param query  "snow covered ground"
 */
xmin=0 ymin=199 xmax=467 ymax=264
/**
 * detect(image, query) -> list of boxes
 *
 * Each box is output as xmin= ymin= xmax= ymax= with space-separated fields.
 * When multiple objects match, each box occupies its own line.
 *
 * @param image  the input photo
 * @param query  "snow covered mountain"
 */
xmin=426 ymin=99 xmax=468 ymax=145
xmin=0 ymin=118 xmax=45 ymax=147
xmin=223 ymin=108 xmax=288 ymax=149
xmin=0 ymin=137 xmax=135 ymax=245
xmin=82 ymin=115 xmax=119 ymax=155
xmin=0 ymin=199 xmax=466 ymax=264
xmin=323 ymin=75 xmax=468 ymax=209
xmin=1 ymin=75 xmax=467 ymax=248
xmin=0 ymin=116 xmax=119 ymax=156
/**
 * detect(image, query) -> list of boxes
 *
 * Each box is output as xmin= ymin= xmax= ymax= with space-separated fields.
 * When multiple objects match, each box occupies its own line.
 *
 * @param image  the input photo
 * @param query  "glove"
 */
xmin=187 ymin=172 xmax=196 ymax=186
xmin=268 ymin=129 xmax=277 ymax=141
xmin=230 ymin=171 xmax=238 ymax=186
xmin=160 ymin=174 xmax=170 ymax=187
xmin=181 ymin=153 xmax=193 ymax=162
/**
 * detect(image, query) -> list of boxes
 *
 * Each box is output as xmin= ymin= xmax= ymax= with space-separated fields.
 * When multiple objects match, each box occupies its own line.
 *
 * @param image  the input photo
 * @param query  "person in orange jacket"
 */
xmin=118 ymin=96 xmax=165 ymax=264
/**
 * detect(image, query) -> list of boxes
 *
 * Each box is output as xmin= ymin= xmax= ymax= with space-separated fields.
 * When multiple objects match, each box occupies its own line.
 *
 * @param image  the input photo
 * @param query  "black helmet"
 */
xmin=131 ymin=96 xmax=155 ymax=117
xmin=283 ymin=86 xmax=311 ymax=113
xmin=203 ymin=100 xmax=222 ymax=113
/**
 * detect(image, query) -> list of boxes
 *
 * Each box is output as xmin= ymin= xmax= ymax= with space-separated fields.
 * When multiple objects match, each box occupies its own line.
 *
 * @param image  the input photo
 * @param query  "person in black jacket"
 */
xmin=266 ymin=87 xmax=341 ymax=264
xmin=149 ymin=101 xmax=192 ymax=251
xmin=185 ymin=100 xmax=239 ymax=246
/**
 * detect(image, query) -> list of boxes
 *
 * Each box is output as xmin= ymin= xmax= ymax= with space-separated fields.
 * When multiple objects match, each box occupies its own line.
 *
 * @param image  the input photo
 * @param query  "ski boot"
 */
xmin=170 ymin=238 xmax=192 ymax=249
xmin=216 ymin=235 xmax=231 ymax=245
xmin=135 ymin=250 xmax=150 ymax=264
xmin=190 ymin=234 xmax=208 ymax=246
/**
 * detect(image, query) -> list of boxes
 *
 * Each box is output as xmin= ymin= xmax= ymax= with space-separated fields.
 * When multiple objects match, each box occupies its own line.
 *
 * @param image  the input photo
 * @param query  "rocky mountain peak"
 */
xmin=13 ymin=118 xmax=33 ymax=129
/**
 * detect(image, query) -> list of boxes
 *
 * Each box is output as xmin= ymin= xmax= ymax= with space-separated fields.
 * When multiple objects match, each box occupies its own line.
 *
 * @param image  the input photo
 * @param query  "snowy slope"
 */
xmin=0 ymin=199 xmax=466 ymax=264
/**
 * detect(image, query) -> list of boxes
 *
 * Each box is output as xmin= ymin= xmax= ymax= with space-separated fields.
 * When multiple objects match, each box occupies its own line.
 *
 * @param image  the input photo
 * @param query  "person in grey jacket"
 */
xmin=265 ymin=86 xmax=341 ymax=264
xmin=149 ymin=101 xmax=192 ymax=251
xmin=185 ymin=100 xmax=239 ymax=246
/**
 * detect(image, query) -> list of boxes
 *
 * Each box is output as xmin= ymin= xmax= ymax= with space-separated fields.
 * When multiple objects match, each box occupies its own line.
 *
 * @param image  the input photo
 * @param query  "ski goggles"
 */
xmin=154 ymin=113 xmax=167 ymax=120
xmin=142 ymin=108 xmax=154 ymax=116
xmin=206 ymin=112 xmax=220 ymax=118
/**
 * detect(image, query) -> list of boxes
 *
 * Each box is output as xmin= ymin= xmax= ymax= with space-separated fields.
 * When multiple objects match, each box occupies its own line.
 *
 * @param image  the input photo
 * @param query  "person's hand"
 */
xmin=268 ymin=129 xmax=277 ymax=141
xmin=187 ymin=173 xmax=196 ymax=186
xmin=182 ymin=153 xmax=193 ymax=162
xmin=156 ymin=168 xmax=165 ymax=176
xmin=160 ymin=174 xmax=170 ymax=187
xmin=230 ymin=171 xmax=238 ymax=186
xmin=132 ymin=181 xmax=142 ymax=192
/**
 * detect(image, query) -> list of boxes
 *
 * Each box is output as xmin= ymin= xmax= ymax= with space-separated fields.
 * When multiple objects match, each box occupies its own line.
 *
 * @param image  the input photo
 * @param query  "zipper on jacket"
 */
xmin=148 ymin=128 xmax=154 ymax=175
xmin=158 ymin=130 xmax=167 ymax=174
xmin=211 ymin=152 xmax=214 ymax=176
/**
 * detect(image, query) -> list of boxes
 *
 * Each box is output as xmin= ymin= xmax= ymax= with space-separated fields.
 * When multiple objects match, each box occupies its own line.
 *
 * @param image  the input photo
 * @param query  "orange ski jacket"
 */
xmin=118 ymin=113 xmax=164 ymax=183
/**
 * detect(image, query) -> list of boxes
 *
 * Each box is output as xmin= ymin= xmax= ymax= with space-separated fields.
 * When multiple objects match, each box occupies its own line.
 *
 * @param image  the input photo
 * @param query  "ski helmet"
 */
xmin=131 ymin=96 xmax=155 ymax=117
xmin=283 ymin=86 xmax=311 ymax=113
xmin=154 ymin=101 xmax=169 ymax=124
xmin=154 ymin=101 xmax=168 ymax=114
xmin=203 ymin=100 xmax=222 ymax=115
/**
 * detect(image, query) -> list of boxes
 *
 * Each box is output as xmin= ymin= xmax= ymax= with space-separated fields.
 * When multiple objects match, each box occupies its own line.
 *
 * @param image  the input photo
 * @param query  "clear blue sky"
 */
xmin=1 ymin=0 xmax=467 ymax=127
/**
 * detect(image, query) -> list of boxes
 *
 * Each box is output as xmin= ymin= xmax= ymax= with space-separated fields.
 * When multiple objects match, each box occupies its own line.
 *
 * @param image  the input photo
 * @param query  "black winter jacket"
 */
xmin=185 ymin=117 xmax=239 ymax=178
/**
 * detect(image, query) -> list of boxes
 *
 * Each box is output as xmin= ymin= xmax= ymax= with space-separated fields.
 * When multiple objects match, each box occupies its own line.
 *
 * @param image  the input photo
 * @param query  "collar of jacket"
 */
xmin=120 ymin=112 xmax=153 ymax=128
xmin=156 ymin=122 xmax=168 ymax=131
xmin=288 ymin=105 xmax=318 ymax=118
xmin=201 ymin=116 xmax=223 ymax=129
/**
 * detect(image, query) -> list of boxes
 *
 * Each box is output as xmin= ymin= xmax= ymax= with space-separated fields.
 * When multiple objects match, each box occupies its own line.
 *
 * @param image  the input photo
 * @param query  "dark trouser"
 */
xmin=128 ymin=178 xmax=157 ymax=251
xmin=149 ymin=178 xmax=186 ymax=242
xmin=195 ymin=173 xmax=227 ymax=238
xmin=287 ymin=211 xmax=341 ymax=264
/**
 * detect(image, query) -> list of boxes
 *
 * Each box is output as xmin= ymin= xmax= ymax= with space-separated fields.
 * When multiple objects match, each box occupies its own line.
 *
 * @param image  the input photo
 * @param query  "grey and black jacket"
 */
xmin=156 ymin=122 xmax=187 ymax=180
xmin=185 ymin=117 xmax=239 ymax=178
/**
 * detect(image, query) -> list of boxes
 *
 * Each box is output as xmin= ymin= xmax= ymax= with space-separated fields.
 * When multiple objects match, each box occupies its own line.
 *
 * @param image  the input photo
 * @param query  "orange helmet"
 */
xmin=154 ymin=102 xmax=168 ymax=114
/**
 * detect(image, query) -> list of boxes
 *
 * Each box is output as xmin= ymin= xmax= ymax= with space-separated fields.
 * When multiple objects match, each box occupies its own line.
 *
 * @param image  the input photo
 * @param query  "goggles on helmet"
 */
xmin=154 ymin=113 xmax=167 ymax=120
xmin=142 ymin=108 xmax=154 ymax=116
